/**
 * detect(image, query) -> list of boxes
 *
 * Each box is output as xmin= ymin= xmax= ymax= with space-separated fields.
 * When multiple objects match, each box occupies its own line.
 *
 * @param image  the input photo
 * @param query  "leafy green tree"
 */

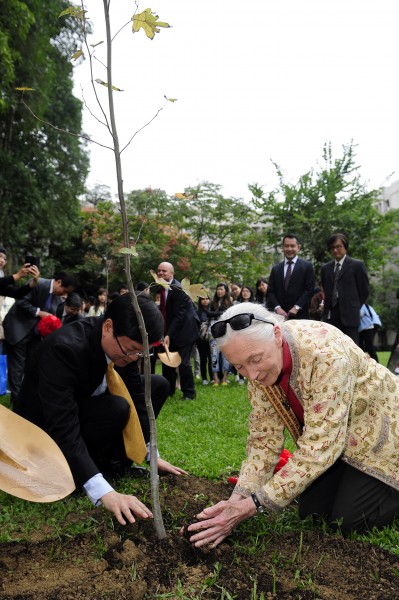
xmin=0 ymin=0 xmax=88 ymax=270
xmin=250 ymin=142 xmax=387 ymax=278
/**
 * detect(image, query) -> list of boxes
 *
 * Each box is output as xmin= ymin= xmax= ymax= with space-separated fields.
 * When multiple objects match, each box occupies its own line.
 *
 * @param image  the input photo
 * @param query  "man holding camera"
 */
xmin=3 ymin=269 xmax=76 ymax=404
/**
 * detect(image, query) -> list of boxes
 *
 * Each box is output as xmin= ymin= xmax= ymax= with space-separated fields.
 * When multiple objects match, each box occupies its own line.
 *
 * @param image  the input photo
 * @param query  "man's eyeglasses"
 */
xmin=210 ymin=313 xmax=275 ymax=339
xmin=114 ymin=335 xmax=153 ymax=359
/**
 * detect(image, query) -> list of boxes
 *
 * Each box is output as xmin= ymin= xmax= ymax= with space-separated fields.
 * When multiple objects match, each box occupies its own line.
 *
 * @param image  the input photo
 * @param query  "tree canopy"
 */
xmin=0 ymin=0 xmax=88 ymax=268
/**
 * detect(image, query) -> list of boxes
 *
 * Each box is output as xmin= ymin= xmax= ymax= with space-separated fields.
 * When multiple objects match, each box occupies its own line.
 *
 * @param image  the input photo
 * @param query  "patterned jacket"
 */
xmin=234 ymin=320 xmax=399 ymax=511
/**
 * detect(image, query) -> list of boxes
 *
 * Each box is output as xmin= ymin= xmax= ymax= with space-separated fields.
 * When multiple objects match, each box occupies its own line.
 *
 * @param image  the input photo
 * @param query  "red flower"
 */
xmin=38 ymin=315 xmax=62 ymax=337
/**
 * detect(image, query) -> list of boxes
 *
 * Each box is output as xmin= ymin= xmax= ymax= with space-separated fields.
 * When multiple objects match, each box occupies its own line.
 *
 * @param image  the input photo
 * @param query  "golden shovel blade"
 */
xmin=158 ymin=346 xmax=181 ymax=368
xmin=0 ymin=404 xmax=75 ymax=502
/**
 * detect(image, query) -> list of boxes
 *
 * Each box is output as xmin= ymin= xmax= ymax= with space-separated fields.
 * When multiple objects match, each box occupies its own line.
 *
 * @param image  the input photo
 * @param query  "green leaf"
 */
xmin=90 ymin=41 xmax=104 ymax=48
xmin=119 ymin=247 xmax=138 ymax=257
xmin=164 ymin=95 xmax=178 ymax=103
xmin=132 ymin=8 xmax=170 ymax=40
xmin=15 ymin=86 xmax=34 ymax=91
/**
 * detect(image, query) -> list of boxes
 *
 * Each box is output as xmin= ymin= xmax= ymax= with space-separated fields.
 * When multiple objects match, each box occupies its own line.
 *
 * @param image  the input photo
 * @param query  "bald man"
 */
xmin=156 ymin=262 xmax=200 ymax=400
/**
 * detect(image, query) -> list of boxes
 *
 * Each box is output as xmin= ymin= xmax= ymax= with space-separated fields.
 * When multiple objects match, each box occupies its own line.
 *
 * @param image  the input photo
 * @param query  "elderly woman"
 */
xmin=187 ymin=302 xmax=399 ymax=548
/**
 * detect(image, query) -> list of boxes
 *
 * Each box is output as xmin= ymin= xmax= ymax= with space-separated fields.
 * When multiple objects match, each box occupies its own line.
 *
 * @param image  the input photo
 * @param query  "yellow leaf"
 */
xmin=181 ymin=278 xmax=208 ymax=302
xmin=94 ymin=78 xmax=124 ymax=91
xmin=132 ymin=8 xmax=170 ymax=40
xmin=15 ymin=87 xmax=34 ymax=91
xmin=149 ymin=270 xmax=171 ymax=289
xmin=119 ymin=247 xmax=138 ymax=257
xmin=71 ymin=49 xmax=84 ymax=61
xmin=164 ymin=95 xmax=178 ymax=103
xmin=59 ymin=7 xmax=87 ymax=20
xmin=175 ymin=193 xmax=187 ymax=199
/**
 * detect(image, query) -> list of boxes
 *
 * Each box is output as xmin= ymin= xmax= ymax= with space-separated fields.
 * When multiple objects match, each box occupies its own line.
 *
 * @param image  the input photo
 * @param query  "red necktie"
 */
xmin=284 ymin=261 xmax=293 ymax=290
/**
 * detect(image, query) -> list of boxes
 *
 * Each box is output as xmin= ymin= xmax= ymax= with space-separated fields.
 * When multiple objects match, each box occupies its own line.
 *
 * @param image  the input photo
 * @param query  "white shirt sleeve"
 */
xmin=83 ymin=473 xmax=114 ymax=506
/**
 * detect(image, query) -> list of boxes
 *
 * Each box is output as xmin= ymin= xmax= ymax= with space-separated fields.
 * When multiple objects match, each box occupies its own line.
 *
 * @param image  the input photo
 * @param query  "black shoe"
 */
xmin=182 ymin=395 xmax=196 ymax=400
xmin=104 ymin=461 xmax=149 ymax=479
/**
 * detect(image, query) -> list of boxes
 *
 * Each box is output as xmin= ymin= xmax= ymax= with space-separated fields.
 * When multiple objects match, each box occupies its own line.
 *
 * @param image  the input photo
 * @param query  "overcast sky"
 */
xmin=73 ymin=0 xmax=399 ymax=201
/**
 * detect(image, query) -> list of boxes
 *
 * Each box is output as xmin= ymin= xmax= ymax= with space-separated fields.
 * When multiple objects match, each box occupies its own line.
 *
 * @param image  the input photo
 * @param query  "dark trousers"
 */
xmin=162 ymin=341 xmax=196 ymax=398
xmin=298 ymin=459 xmax=399 ymax=534
xmin=6 ymin=330 xmax=40 ymax=404
xmin=359 ymin=329 xmax=379 ymax=362
xmin=78 ymin=374 xmax=170 ymax=469
xmin=327 ymin=305 xmax=360 ymax=346
xmin=197 ymin=338 xmax=212 ymax=381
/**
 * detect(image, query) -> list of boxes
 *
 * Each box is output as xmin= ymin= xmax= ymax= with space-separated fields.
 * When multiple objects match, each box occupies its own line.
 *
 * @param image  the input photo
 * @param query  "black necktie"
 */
xmin=331 ymin=263 xmax=340 ymax=307
xmin=284 ymin=261 xmax=293 ymax=290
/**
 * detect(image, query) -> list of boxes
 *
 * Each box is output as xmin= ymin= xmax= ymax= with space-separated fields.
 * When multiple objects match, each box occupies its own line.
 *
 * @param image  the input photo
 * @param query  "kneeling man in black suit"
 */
xmin=15 ymin=293 xmax=187 ymax=525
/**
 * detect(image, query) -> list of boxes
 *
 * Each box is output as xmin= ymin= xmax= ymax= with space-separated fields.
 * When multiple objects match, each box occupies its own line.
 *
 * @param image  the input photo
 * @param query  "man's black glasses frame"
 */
xmin=210 ymin=313 xmax=275 ymax=339
xmin=114 ymin=335 xmax=153 ymax=359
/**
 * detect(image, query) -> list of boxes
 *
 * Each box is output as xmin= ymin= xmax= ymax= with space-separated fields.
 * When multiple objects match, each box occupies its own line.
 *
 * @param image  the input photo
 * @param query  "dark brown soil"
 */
xmin=1 ymin=475 xmax=399 ymax=599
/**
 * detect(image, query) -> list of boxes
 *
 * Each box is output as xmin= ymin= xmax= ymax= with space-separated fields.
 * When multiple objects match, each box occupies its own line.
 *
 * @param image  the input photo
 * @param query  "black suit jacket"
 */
xmin=266 ymin=258 xmax=315 ymax=318
xmin=3 ymin=278 xmax=63 ymax=345
xmin=163 ymin=279 xmax=200 ymax=348
xmin=14 ymin=317 xmax=145 ymax=488
xmin=321 ymin=255 xmax=369 ymax=327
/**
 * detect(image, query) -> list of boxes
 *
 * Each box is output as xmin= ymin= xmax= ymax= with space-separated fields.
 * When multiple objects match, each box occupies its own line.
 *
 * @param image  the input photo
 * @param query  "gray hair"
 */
xmin=214 ymin=302 xmax=284 ymax=349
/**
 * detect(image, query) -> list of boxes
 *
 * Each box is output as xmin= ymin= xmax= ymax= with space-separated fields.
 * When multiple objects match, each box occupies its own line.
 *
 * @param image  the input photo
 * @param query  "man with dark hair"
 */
xmin=15 ymin=293 xmax=186 ymax=525
xmin=266 ymin=234 xmax=315 ymax=319
xmin=3 ymin=271 xmax=77 ymax=403
xmin=321 ymin=233 xmax=369 ymax=345
xmin=56 ymin=292 xmax=84 ymax=325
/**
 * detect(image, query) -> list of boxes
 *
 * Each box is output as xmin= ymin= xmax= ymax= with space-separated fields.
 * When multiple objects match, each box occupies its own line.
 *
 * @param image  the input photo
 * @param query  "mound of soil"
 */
xmin=1 ymin=475 xmax=399 ymax=599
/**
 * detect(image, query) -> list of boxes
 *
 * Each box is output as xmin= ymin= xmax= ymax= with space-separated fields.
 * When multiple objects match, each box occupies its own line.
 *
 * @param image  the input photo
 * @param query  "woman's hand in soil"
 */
xmin=186 ymin=496 xmax=256 ymax=548
xmin=100 ymin=491 xmax=153 ymax=525
xmin=157 ymin=457 xmax=188 ymax=475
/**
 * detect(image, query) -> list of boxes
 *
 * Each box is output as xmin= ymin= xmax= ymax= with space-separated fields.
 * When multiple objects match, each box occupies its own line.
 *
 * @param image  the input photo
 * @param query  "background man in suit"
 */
xmin=266 ymin=234 xmax=315 ymax=319
xmin=321 ymin=233 xmax=369 ymax=345
xmin=14 ymin=293 xmax=186 ymax=525
xmin=157 ymin=261 xmax=200 ymax=400
xmin=3 ymin=271 xmax=77 ymax=403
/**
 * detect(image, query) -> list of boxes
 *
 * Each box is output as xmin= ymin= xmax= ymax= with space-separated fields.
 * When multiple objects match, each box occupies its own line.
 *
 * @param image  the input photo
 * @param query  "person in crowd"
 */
xmin=359 ymin=304 xmax=379 ymax=362
xmin=0 ymin=261 xmax=40 ymax=299
xmin=3 ymin=271 xmax=76 ymax=404
xmin=309 ymin=285 xmax=325 ymax=321
xmin=15 ymin=294 xmax=187 ymax=525
xmin=56 ymin=293 xmax=84 ymax=325
xmin=196 ymin=296 xmax=213 ymax=385
xmin=209 ymin=282 xmax=232 ymax=385
xmin=0 ymin=252 xmax=40 ymax=354
xmin=320 ymin=233 xmax=369 ymax=345
xmin=237 ymin=285 xmax=255 ymax=303
xmin=255 ymin=277 xmax=269 ymax=307
xmin=118 ymin=284 xmax=129 ymax=295
xmin=136 ymin=281 xmax=150 ymax=295
xmin=186 ymin=302 xmax=399 ymax=548
xmin=156 ymin=261 xmax=200 ymax=400
xmin=83 ymin=295 xmax=96 ymax=315
xmin=88 ymin=287 xmax=108 ymax=316
xmin=230 ymin=282 xmax=242 ymax=304
xmin=0 ymin=247 xmax=6 ymax=278
xmin=267 ymin=234 xmax=315 ymax=319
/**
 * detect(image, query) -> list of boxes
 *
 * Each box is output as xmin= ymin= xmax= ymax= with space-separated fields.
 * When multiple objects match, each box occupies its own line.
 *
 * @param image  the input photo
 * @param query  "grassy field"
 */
xmin=0 ymin=351 xmax=398 ymax=555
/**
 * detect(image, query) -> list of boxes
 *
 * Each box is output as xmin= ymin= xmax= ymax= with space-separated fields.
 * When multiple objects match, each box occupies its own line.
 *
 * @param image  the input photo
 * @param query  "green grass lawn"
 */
xmin=0 ymin=350 xmax=398 ymax=554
